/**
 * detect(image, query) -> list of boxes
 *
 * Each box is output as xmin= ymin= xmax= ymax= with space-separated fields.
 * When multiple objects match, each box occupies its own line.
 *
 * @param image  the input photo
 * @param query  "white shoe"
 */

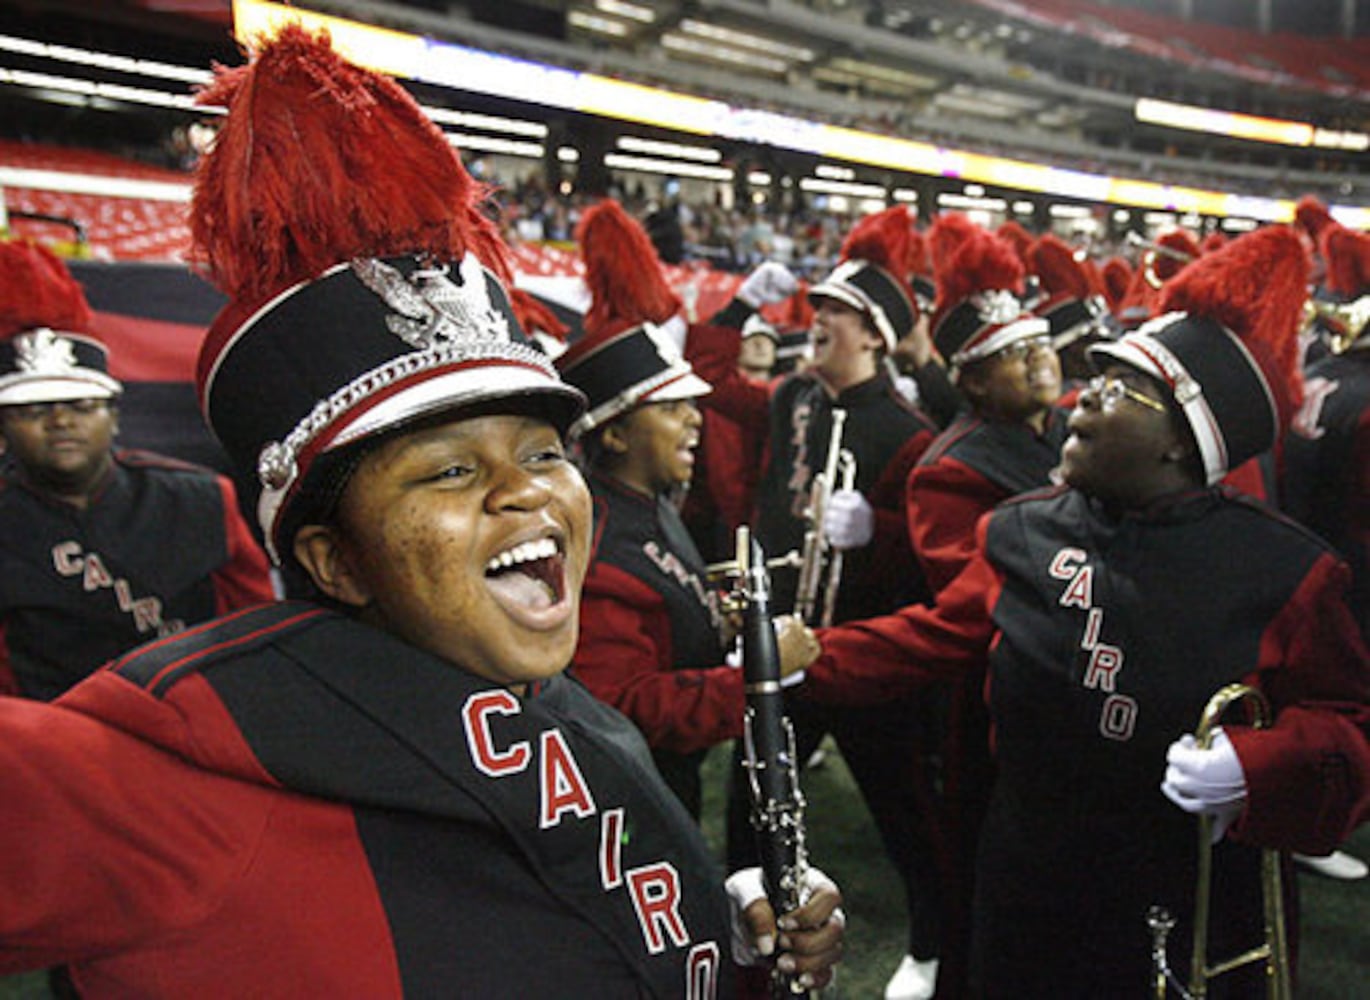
xmin=884 ymin=954 xmax=939 ymax=1000
xmin=1294 ymin=850 xmax=1369 ymax=880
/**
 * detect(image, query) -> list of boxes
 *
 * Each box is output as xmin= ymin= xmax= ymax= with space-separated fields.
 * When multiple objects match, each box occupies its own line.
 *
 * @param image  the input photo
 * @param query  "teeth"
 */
xmin=486 ymin=537 xmax=557 ymax=573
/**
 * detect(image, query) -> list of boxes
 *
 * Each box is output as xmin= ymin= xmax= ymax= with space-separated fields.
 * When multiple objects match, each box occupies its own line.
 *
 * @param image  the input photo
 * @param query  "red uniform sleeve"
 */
xmin=0 ymin=691 xmax=273 ymax=971
xmin=860 ymin=429 xmax=936 ymax=601
xmin=572 ymin=561 xmax=744 ymax=754
xmin=212 ymin=476 xmax=278 ymax=613
xmin=802 ymin=514 xmax=1000 ymax=706
xmin=1226 ymin=552 xmax=1370 ymax=854
xmin=907 ymin=456 xmax=1006 ymax=597
xmin=684 ymin=323 xmax=772 ymax=426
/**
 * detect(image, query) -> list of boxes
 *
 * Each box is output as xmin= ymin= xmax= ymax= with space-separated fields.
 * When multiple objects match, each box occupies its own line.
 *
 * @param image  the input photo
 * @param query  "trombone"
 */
xmin=1147 ymin=683 xmax=1291 ymax=1000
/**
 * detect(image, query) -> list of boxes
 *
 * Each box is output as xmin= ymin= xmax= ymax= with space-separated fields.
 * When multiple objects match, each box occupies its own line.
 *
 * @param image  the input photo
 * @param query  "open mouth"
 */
xmin=484 ymin=536 xmax=567 ymax=614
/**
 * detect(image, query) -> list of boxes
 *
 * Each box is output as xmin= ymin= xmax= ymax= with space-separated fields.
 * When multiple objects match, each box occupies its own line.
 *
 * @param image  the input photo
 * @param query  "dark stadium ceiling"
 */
xmin=0 ymin=0 xmax=1365 ymax=203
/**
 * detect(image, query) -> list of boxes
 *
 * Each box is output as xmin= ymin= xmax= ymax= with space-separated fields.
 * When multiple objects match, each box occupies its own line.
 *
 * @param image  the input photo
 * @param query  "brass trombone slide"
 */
xmin=1147 ymin=683 xmax=1292 ymax=1000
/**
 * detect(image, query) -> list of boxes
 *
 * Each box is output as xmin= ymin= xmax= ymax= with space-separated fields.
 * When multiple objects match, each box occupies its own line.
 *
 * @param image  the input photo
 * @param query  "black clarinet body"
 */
xmin=735 ymin=528 xmax=812 ymax=998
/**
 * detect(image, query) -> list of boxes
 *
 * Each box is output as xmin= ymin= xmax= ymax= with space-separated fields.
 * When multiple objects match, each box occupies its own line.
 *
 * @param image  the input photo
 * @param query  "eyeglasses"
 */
xmin=2 ymin=399 xmax=109 ymax=422
xmin=996 ymin=335 xmax=1054 ymax=362
xmin=1087 ymin=374 xmax=1167 ymax=414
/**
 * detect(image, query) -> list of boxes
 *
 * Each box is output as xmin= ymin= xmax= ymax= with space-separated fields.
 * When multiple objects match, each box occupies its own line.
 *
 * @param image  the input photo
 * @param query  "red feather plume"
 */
xmin=1294 ymin=194 xmax=1334 ymax=241
xmin=1160 ymin=225 xmax=1309 ymax=420
xmin=1029 ymin=234 xmax=1092 ymax=302
xmin=906 ymin=228 xmax=931 ymax=279
xmin=1153 ymin=229 xmax=1201 ymax=283
xmin=996 ymin=220 xmax=1034 ymax=268
xmin=927 ymin=212 xmax=983 ymax=279
xmin=1101 ymin=256 xmax=1133 ymax=312
xmin=932 ymin=230 xmax=1024 ymax=332
xmin=1320 ymin=225 xmax=1370 ymax=297
xmin=0 ymin=240 xmax=93 ymax=339
xmin=1200 ymin=231 xmax=1229 ymax=255
xmin=189 ymin=24 xmax=509 ymax=312
xmin=840 ymin=205 xmax=913 ymax=276
xmin=576 ymin=199 xmax=681 ymax=339
xmin=509 ymin=287 xmax=570 ymax=342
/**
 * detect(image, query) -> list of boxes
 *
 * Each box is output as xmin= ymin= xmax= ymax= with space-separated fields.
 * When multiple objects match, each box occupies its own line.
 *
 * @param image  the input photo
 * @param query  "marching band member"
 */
xmin=0 ymin=27 xmax=843 ymax=996
xmin=558 ymin=199 xmax=817 ymax=818
xmin=805 ymin=224 xmax=1370 ymax=997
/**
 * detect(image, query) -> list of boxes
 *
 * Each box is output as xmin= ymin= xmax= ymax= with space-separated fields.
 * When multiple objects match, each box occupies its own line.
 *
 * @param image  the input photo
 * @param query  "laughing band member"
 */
xmin=0 ymin=26 xmax=843 ymax=997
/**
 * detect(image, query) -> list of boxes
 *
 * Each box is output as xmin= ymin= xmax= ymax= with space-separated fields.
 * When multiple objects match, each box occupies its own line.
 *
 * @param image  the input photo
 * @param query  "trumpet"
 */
xmin=795 ymin=409 xmax=857 ymax=627
xmin=1125 ymin=231 xmax=1198 ymax=290
xmin=1303 ymin=294 xmax=1370 ymax=354
xmin=1147 ymin=683 xmax=1291 ymax=1000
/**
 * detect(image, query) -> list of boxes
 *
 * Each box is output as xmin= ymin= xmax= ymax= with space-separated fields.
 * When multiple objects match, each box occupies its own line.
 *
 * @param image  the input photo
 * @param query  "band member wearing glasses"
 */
xmin=804 ymin=225 xmax=1370 ymax=997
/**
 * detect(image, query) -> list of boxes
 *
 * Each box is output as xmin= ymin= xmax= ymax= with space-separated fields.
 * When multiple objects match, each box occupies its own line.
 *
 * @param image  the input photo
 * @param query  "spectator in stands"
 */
xmin=0 ymin=238 xmax=275 ymax=702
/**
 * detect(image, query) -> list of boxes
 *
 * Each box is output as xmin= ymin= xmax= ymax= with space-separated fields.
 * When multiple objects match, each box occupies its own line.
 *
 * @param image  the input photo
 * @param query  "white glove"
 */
xmin=724 ymin=866 xmax=842 ymax=967
xmin=1161 ymin=727 xmax=1248 ymax=844
xmin=737 ymin=261 xmax=799 ymax=309
xmin=823 ymin=489 xmax=875 ymax=549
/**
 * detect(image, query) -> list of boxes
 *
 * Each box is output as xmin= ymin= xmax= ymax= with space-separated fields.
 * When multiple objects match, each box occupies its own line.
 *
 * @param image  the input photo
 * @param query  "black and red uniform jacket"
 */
xmin=0 ymin=602 xmax=735 ymax=998
xmin=906 ymin=408 xmax=1070 ymax=597
xmin=0 ymin=449 xmax=274 ymax=700
xmin=806 ymin=486 xmax=1370 ymax=994
xmin=688 ymin=320 xmax=938 ymax=621
xmin=1283 ymin=348 xmax=1370 ymax=642
xmin=573 ymin=472 xmax=736 ymax=815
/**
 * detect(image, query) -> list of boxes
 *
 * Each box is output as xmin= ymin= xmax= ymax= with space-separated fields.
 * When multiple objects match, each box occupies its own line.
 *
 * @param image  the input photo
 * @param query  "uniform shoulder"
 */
xmin=117 ymin=448 xmax=221 ymax=480
xmin=1219 ymin=488 xmax=1342 ymax=555
xmin=109 ymin=602 xmax=332 ymax=698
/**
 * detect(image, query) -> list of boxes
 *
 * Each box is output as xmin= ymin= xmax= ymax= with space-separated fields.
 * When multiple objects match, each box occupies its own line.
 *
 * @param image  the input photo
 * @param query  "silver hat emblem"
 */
xmin=351 ymin=254 xmax=511 ymax=349
xmin=971 ymin=289 xmax=1024 ymax=325
xmin=14 ymin=329 xmax=79 ymax=374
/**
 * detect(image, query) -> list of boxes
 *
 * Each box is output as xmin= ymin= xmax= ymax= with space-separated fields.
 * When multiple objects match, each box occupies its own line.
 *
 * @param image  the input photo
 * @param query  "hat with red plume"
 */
xmin=0 ymin=239 xmax=121 ymax=406
xmin=1151 ymin=229 xmax=1201 ymax=284
xmin=808 ymin=206 xmax=918 ymax=351
xmin=1101 ymin=256 xmax=1133 ymax=315
xmin=189 ymin=25 xmax=583 ymax=563
xmin=906 ymin=227 xmax=935 ymax=312
xmin=1028 ymin=234 xmax=1110 ymax=350
xmin=1090 ymin=225 xmax=1309 ymax=485
xmin=1294 ymin=195 xmax=1335 ymax=242
xmin=1321 ymin=225 xmax=1370 ymax=299
xmin=1200 ymin=231 xmax=1229 ymax=255
xmin=931 ymin=228 xmax=1047 ymax=379
xmin=554 ymin=199 xmax=706 ymax=437
xmin=927 ymin=212 xmax=983 ymax=277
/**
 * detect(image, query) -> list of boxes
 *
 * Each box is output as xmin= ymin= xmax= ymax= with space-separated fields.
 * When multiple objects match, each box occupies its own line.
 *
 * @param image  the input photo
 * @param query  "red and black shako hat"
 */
xmin=554 ymin=199 xmax=708 ymax=436
xmin=930 ymin=223 xmax=1047 ymax=379
xmin=0 ymin=239 xmax=122 ymax=406
xmin=809 ymin=206 xmax=918 ymax=352
xmin=189 ymin=25 xmax=583 ymax=563
xmin=1089 ymin=225 xmax=1307 ymax=485
xmin=1029 ymin=233 xmax=1110 ymax=350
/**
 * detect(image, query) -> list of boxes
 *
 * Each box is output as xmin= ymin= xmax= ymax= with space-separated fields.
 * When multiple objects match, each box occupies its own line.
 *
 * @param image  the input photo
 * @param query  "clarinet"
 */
xmin=735 ymin=526 xmax=813 ymax=998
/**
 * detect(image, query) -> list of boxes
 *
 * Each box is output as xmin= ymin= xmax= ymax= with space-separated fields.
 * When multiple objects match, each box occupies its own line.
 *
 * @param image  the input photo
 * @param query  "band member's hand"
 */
xmin=724 ymin=867 xmax=845 ymax=989
xmin=775 ymin=615 xmax=820 ymax=679
xmin=1162 ymin=727 xmax=1247 ymax=843
xmin=823 ymin=489 xmax=875 ymax=549
xmin=737 ymin=261 xmax=799 ymax=309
